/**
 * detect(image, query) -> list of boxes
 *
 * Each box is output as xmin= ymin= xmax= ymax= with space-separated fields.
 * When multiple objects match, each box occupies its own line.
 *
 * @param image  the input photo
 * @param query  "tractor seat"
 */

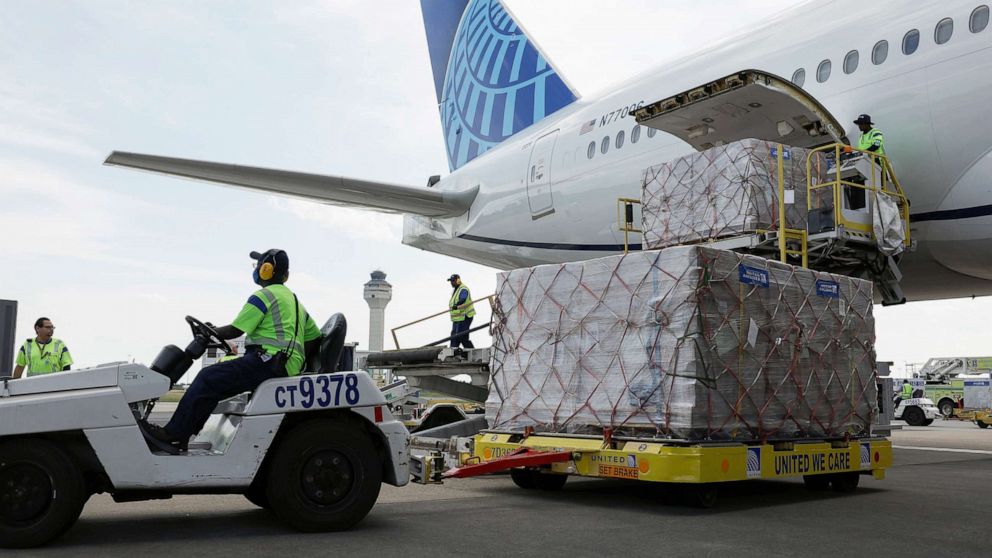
xmin=308 ymin=313 xmax=348 ymax=374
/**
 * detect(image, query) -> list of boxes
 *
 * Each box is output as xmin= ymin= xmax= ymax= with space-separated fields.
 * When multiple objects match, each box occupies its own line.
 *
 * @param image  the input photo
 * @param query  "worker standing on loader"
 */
xmin=447 ymin=274 xmax=475 ymax=349
xmin=143 ymin=249 xmax=322 ymax=452
xmin=854 ymin=114 xmax=885 ymax=156
xmin=12 ymin=317 xmax=72 ymax=378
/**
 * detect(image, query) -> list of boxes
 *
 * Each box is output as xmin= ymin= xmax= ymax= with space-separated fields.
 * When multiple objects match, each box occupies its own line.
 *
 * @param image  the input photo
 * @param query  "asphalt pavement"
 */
xmin=9 ymin=419 xmax=991 ymax=557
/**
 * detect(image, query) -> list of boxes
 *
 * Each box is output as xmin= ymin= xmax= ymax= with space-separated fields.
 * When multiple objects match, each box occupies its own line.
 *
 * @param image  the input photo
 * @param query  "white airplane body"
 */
xmin=107 ymin=0 xmax=992 ymax=301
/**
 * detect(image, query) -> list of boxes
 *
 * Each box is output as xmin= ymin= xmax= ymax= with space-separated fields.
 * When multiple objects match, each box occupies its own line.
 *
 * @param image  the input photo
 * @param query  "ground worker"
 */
xmin=143 ymin=249 xmax=322 ymax=452
xmin=12 ymin=317 xmax=72 ymax=378
xmin=901 ymin=379 xmax=914 ymax=399
xmin=854 ymin=114 xmax=885 ymax=156
xmin=447 ymin=274 xmax=475 ymax=349
xmin=895 ymin=378 xmax=914 ymax=408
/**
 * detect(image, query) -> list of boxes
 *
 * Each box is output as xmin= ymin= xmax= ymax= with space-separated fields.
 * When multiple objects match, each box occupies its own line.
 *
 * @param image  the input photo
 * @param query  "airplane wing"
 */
xmin=103 ymin=151 xmax=476 ymax=218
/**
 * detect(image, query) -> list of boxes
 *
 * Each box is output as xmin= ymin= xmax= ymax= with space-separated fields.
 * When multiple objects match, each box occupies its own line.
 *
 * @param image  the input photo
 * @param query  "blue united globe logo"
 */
xmin=440 ymin=0 xmax=576 ymax=170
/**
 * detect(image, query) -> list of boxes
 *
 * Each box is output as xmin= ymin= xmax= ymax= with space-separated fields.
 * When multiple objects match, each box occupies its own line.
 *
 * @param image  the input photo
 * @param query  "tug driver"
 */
xmin=144 ymin=249 xmax=322 ymax=452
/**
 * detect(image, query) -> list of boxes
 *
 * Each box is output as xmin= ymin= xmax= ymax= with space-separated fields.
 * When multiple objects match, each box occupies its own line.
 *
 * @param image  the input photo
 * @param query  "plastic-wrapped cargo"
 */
xmin=641 ymin=139 xmax=826 ymax=250
xmin=486 ymin=246 xmax=877 ymax=441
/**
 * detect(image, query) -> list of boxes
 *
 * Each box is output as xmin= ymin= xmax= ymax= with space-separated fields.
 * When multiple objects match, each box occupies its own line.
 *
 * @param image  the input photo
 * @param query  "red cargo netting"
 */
xmin=641 ymin=139 xmax=826 ymax=250
xmin=486 ymin=247 xmax=877 ymax=442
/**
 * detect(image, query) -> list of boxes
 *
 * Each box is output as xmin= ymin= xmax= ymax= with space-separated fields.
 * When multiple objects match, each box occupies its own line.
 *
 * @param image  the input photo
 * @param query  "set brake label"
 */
xmin=274 ymin=374 xmax=361 ymax=409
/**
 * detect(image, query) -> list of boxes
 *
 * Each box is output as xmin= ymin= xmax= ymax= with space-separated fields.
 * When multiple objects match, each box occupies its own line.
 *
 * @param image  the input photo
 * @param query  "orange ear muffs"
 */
xmin=258 ymin=261 xmax=275 ymax=281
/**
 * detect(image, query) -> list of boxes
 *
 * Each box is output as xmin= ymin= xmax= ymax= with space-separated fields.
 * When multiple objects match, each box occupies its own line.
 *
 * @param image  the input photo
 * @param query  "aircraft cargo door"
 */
xmin=526 ymin=130 xmax=558 ymax=219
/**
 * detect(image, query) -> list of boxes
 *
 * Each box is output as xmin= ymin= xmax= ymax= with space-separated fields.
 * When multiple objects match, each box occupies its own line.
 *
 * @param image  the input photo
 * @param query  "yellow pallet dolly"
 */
xmin=426 ymin=430 xmax=892 ymax=507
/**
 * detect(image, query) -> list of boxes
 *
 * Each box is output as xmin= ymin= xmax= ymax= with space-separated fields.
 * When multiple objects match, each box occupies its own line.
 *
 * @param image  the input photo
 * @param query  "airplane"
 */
xmin=105 ymin=0 xmax=992 ymax=302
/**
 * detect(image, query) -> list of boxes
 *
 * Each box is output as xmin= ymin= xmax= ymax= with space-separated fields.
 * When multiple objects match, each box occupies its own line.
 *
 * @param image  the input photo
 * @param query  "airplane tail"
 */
xmin=420 ymin=0 xmax=578 ymax=171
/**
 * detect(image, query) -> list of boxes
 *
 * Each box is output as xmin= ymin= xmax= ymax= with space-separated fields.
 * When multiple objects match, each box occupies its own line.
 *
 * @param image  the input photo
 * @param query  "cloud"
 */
xmin=0 ymin=81 xmax=103 ymax=160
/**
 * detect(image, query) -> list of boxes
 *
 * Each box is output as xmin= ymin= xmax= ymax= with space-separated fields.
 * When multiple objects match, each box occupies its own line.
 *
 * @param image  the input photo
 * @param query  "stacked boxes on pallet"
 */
xmin=641 ymin=139 xmax=827 ymax=250
xmin=486 ymin=246 xmax=877 ymax=441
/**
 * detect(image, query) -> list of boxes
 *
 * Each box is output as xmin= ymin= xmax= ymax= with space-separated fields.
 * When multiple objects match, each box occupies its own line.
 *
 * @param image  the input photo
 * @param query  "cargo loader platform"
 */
xmin=413 ymin=431 xmax=892 ymax=507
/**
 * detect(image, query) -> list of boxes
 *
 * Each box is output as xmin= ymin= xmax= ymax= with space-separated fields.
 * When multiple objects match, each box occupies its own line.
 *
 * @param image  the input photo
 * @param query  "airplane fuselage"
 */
xmin=406 ymin=1 xmax=992 ymax=300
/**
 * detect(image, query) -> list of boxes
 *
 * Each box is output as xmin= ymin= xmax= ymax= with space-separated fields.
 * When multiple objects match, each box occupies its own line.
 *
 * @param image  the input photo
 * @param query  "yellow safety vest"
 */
xmin=857 ymin=127 xmax=885 ymax=156
xmin=17 ymin=338 xmax=73 ymax=376
xmin=449 ymin=284 xmax=476 ymax=322
xmin=901 ymin=383 xmax=914 ymax=398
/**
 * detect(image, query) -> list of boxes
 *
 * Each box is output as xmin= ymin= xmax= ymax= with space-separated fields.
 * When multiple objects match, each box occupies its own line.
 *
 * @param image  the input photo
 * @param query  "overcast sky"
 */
xmin=2 ymin=0 xmax=990 ymax=376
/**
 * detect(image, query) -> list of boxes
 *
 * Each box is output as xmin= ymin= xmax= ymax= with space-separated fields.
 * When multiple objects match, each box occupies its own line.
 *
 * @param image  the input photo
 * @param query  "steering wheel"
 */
xmin=185 ymin=316 xmax=232 ymax=355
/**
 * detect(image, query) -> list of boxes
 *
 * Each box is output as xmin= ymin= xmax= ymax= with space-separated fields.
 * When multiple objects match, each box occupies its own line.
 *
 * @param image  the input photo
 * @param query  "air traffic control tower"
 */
xmin=363 ymin=270 xmax=392 ymax=353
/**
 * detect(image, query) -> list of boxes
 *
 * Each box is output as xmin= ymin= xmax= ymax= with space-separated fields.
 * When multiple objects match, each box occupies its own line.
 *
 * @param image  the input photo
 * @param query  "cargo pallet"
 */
xmin=414 ymin=430 xmax=892 ymax=507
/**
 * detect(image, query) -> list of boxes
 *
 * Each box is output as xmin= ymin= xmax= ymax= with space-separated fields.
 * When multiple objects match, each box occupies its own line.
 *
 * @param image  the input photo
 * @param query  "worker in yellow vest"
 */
xmin=13 ymin=317 xmax=73 ymax=378
xmin=447 ymin=274 xmax=476 ymax=349
xmin=854 ymin=114 xmax=885 ymax=156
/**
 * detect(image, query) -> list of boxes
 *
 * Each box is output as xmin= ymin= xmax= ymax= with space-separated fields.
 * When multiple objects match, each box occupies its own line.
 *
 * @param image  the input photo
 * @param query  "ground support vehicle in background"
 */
xmin=0 ymin=315 xmax=409 ymax=549
xmin=893 ymin=397 xmax=941 ymax=426
xmin=948 ymin=408 xmax=992 ymax=428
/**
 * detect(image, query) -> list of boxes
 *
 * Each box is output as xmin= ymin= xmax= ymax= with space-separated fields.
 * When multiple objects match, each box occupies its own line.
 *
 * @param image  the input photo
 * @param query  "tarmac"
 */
xmin=9 ymin=419 xmax=991 ymax=557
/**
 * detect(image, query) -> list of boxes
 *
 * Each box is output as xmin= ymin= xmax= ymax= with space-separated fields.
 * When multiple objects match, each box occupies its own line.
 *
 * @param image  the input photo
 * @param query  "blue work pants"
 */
xmin=450 ymin=316 xmax=475 ymax=349
xmin=165 ymin=350 xmax=285 ymax=440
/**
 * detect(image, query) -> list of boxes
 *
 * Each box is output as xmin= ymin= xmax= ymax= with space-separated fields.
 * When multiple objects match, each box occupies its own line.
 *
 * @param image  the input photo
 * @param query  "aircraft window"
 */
xmin=616 ymin=130 xmax=625 ymax=149
xmin=872 ymin=40 xmax=889 ymax=64
xmin=600 ymin=135 xmax=609 ymax=154
xmin=903 ymin=29 xmax=920 ymax=54
xmin=791 ymin=68 xmax=806 ymax=87
xmin=647 ymin=126 xmax=657 ymax=138
xmin=816 ymin=59 xmax=831 ymax=83
xmin=631 ymin=125 xmax=641 ymax=144
xmin=587 ymin=141 xmax=595 ymax=159
xmin=935 ymin=18 xmax=954 ymax=44
xmin=971 ymin=5 xmax=989 ymax=32
xmin=843 ymin=50 xmax=859 ymax=74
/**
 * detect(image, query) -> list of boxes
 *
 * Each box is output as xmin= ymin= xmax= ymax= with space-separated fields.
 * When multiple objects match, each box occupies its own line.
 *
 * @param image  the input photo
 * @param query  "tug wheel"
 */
xmin=903 ymin=406 xmax=925 ymax=426
xmin=977 ymin=420 xmax=990 ymax=429
xmin=0 ymin=439 xmax=87 ymax=549
xmin=266 ymin=420 xmax=381 ymax=532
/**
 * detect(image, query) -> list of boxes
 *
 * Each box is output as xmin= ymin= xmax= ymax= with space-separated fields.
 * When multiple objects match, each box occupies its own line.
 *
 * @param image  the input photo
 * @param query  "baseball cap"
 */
xmin=250 ymin=249 xmax=290 ymax=275
xmin=447 ymin=274 xmax=460 ymax=282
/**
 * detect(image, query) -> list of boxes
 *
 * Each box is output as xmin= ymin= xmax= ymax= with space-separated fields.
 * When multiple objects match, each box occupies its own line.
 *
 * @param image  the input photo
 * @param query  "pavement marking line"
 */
xmin=893 ymin=445 xmax=992 ymax=455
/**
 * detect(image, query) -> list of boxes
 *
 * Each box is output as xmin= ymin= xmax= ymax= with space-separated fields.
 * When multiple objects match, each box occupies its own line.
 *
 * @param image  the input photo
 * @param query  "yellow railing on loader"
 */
xmin=390 ymin=295 xmax=495 ymax=349
xmin=806 ymin=143 xmax=911 ymax=247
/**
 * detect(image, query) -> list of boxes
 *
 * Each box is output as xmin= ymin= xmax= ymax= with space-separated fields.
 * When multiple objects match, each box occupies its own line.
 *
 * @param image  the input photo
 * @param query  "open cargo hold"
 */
xmin=641 ymin=139 xmax=827 ymax=250
xmin=486 ymin=246 xmax=877 ymax=441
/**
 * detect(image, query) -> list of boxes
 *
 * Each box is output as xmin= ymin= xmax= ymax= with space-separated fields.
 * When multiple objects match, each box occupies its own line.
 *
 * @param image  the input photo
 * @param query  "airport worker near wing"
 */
xmin=144 ymin=249 xmax=322 ymax=451
xmin=12 ymin=317 xmax=72 ymax=378
xmin=447 ymin=274 xmax=475 ymax=349
xmin=854 ymin=114 xmax=885 ymax=155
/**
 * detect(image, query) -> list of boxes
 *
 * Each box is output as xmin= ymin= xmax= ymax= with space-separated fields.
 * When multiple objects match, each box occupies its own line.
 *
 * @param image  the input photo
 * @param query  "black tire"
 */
xmin=510 ymin=468 xmax=537 ymax=489
xmin=0 ymin=439 xmax=88 ymax=549
xmin=903 ymin=406 xmax=925 ymax=426
xmin=831 ymin=472 xmax=860 ymax=493
xmin=922 ymin=418 xmax=934 ymax=426
xmin=937 ymin=398 xmax=956 ymax=417
xmin=977 ymin=420 xmax=990 ymax=429
xmin=683 ymin=484 xmax=719 ymax=508
xmin=803 ymin=475 xmax=831 ymax=491
xmin=533 ymin=472 xmax=568 ymax=491
xmin=266 ymin=420 xmax=382 ymax=532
